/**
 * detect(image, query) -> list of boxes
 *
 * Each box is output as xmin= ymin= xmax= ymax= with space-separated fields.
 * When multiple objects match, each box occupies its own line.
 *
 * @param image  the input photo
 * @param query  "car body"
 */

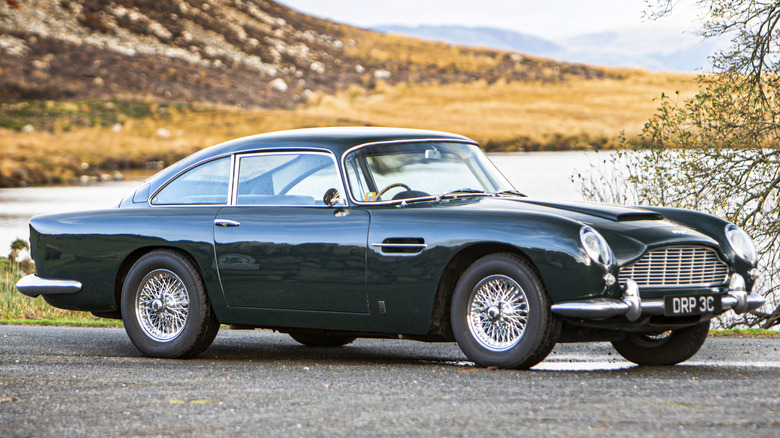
xmin=17 ymin=127 xmax=764 ymax=368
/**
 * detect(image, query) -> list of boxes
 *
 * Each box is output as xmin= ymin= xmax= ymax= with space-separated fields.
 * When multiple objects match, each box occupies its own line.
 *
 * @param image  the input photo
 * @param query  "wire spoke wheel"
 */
xmin=451 ymin=254 xmax=560 ymax=369
xmin=467 ymin=274 xmax=529 ymax=352
xmin=611 ymin=321 xmax=710 ymax=365
xmin=122 ymin=250 xmax=219 ymax=358
xmin=135 ymin=269 xmax=189 ymax=342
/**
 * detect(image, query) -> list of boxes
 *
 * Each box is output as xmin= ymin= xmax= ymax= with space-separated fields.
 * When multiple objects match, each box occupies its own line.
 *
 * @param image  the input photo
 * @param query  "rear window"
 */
xmin=151 ymin=157 xmax=231 ymax=205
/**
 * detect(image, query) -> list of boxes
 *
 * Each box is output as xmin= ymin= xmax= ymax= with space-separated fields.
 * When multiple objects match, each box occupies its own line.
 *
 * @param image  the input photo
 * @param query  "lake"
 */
xmin=0 ymin=151 xmax=609 ymax=252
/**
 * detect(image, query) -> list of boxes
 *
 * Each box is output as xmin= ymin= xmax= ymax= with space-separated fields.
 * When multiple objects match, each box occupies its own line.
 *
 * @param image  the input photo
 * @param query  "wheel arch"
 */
xmin=427 ymin=242 xmax=544 ymax=339
xmin=112 ymin=246 xmax=212 ymax=317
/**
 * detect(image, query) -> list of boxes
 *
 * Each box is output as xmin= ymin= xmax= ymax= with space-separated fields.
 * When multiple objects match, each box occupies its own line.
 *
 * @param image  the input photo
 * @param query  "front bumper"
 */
xmin=551 ymin=273 xmax=764 ymax=321
xmin=16 ymin=275 xmax=82 ymax=298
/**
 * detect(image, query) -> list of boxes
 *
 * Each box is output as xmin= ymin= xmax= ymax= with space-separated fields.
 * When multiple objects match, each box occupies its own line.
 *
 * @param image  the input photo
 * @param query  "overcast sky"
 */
xmin=276 ymin=0 xmax=703 ymax=39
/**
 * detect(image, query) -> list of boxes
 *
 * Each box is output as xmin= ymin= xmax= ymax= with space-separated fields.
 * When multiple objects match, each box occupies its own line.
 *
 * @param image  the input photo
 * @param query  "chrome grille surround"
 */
xmin=619 ymin=246 xmax=729 ymax=288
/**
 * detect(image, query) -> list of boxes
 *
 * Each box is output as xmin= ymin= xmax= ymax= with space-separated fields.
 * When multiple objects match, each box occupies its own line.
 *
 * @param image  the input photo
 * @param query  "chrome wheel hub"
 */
xmin=135 ymin=269 xmax=189 ymax=342
xmin=467 ymin=275 xmax=529 ymax=352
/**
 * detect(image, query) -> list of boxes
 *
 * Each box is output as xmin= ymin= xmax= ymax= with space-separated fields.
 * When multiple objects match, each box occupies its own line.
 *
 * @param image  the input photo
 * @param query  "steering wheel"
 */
xmin=376 ymin=183 xmax=412 ymax=199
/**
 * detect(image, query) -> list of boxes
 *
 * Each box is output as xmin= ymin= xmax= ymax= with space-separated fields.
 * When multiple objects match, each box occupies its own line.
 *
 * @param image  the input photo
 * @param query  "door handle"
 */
xmin=214 ymin=219 xmax=241 ymax=227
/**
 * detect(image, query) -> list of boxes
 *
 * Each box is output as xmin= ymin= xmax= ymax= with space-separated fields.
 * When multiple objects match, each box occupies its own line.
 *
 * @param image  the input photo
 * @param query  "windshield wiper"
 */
xmin=437 ymin=188 xmax=487 ymax=198
xmin=495 ymin=190 xmax=527 ymax=198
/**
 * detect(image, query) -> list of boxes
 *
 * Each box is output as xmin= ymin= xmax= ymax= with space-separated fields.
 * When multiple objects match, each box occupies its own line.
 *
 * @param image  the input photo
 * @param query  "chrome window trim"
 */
xmin=148 ymin=147 xmax=342 ymax=208
xmin=230 ymin=149 xmax=346 ymax=208
xmin=340 ymin=138 xmax=480 ymax=206
xmin=148 ymin=153 xmax=234 ymax=207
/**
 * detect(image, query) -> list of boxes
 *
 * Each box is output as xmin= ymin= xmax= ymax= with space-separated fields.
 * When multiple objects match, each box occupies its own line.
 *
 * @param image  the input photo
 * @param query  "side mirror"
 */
xmin=424 ymin=147 xmax=441 ymax=160
xmin=323 ymin=188 xmax=342 ymax=207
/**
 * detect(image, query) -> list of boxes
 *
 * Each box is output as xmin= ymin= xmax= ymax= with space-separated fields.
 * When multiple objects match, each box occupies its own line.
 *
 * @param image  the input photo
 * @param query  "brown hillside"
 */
xmin=0 ymin=0 xmax=613 ymax=108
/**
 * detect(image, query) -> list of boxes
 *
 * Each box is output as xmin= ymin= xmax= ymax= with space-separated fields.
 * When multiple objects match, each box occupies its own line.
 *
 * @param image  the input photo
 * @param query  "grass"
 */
xmin=0 ymin=71 xmax=698 ymax=187
xmin=710 ymin=329 xmax=778 ymax=337
xmin=0 ymin=257 xmax=121 ymax=327
xmin=300 ymin=72 xmax=698 ymax=150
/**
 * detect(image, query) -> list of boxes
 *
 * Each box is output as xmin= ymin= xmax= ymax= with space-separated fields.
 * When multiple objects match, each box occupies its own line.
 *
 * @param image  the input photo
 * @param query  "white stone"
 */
xmin=156 ymin=128 xmax=172 ymax=139
xmin=269 ymin=78 xmax=288 ymax=92
xmin=374 ymin=69 xmax=392 ymax=79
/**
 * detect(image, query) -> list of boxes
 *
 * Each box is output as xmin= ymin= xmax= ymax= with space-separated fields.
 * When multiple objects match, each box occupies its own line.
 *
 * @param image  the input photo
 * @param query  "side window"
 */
xmin=152 ymin=157 xmax=230 ymax=205
xmin=345 ymin=154 xmax=369 ymax=201
xmin=235 ymin=153 xmax=341 ymax=206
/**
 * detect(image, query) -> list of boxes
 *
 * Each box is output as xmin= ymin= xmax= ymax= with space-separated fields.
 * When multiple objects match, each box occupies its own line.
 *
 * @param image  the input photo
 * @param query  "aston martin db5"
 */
xmin=17 ymin=127 xmax=764 ymax=368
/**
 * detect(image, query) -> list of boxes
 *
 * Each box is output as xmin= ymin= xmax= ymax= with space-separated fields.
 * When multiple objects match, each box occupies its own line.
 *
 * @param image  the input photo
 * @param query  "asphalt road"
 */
xmin=0 ymin=325 xmax=778 ymax=437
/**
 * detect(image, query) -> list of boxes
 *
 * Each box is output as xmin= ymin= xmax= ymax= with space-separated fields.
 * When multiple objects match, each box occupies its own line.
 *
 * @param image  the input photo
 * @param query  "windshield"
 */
xmin=344 ymin=141 xmax=514 ymax=202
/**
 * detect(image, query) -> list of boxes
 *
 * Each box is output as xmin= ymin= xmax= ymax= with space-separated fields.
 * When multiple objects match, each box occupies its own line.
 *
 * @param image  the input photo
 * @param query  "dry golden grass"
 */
xmin=0 ymin=71 xmax=698 ymax=186
xmin=301 ymin=71 xmax=699 ymax=145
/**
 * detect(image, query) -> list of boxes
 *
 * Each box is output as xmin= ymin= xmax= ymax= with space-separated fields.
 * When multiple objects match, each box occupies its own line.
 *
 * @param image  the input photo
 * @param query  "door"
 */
xmin=214 ymin=151 xmax=370 ymax=314
xmin=215 ymin=207 xmax=369 ymax=313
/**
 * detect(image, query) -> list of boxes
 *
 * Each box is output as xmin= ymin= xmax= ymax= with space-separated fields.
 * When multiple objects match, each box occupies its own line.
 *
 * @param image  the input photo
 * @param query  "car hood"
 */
xmin=486 ymin=197 xmax=722 ymax=266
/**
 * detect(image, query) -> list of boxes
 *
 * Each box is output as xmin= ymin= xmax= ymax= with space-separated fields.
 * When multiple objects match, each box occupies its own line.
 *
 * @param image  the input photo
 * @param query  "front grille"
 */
xmin=619 ymin=246 xmax=729 ymax=288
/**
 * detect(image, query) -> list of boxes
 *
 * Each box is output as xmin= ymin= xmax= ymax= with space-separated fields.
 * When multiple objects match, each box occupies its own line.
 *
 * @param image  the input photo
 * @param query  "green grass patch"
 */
xmin=710 ymin=328 xmax=778 ymax=337
xmin=0 ymin=99 xmax=213 ymax=132
xmin=1 ymin=255 xmax=120 ymax=326
xmin=0 ymin=318 xmax=122 ymax=327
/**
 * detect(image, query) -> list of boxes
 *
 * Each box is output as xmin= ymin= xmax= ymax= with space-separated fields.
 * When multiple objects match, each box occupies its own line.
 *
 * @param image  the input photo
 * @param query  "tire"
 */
xmin=611 ymin=320 xmax=710 ymax=365
xmin=288 ymin=329 xmax=357 ymax=347
xmin=121 ymin=250 xmax=220 ymax=358
xmin=450 ymin=253 xmax=561 ymax=369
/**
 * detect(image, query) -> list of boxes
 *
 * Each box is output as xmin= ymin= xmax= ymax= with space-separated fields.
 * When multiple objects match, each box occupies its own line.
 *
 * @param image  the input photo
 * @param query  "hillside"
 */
xmin=0 ymin=0 xmax=612 ymax=109
xmin=374 ymin=25 xmax=563 ymax=56
xmin=0 ymin=1 xmax=697 ymax=188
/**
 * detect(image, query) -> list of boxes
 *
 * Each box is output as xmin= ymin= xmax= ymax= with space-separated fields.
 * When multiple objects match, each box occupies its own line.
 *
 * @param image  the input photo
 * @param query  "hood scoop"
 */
xmin=520 ymin=199 xmax=664 ymax=222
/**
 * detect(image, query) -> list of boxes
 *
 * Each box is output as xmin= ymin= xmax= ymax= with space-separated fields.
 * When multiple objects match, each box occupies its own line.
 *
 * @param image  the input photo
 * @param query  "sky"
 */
xmin=276 ymin=0 xmax=703 ymax=40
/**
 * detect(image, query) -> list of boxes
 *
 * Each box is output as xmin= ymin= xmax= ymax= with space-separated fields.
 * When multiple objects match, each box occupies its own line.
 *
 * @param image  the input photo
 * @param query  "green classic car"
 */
xmin=17 ymin=127 xmax=764 ymax=369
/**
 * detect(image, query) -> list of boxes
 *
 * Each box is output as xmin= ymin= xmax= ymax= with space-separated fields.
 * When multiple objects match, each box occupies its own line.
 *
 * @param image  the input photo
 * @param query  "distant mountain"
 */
xmin=559 ymin=27 xmax=724 ymax=72
xmin=374 ymin=25 xmax=562 ymax=56
xmin=374 ymin=24 xmax=723 ymax=72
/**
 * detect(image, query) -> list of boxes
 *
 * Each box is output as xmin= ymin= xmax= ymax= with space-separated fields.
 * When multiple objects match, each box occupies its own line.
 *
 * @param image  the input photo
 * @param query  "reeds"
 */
xmin=0 ymin=258 xmax=120 ymax=326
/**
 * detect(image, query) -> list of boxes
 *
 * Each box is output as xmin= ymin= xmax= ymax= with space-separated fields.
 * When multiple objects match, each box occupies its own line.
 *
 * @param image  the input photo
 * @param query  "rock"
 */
xmin=156 ymin=128 xmax=172 ymax=139
xmin=21 ymin=124 xmax=34 ymax=133
xmin=269 ymin=78 xmax=288 ymax=92
xmin=374 ymin=69 xmax=391 ymax=79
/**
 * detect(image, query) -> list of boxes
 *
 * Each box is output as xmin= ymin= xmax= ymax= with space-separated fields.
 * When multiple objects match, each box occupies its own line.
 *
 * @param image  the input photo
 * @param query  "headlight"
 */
xmin=580 ymin=226 xmax=614 ymax=269
xmin=725 ymin=224 xmax=758 ymax=264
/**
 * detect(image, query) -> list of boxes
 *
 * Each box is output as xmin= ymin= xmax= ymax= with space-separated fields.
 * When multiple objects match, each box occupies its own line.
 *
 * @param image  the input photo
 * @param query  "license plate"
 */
xmin=664 ymin=294 xmax=722 ymax=316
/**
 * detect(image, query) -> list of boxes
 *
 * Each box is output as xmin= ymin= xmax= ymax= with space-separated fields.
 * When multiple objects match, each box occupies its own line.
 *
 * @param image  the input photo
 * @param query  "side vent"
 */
xmin=371 ymin=238 xmax=427 ymax=254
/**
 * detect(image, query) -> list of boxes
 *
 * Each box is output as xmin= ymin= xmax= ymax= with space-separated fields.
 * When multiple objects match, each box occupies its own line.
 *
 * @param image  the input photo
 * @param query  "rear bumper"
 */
xmin=16 ymin=275 xmax=82 ymax=298
xmin=551 ymin=274 xmax=764 ymax=321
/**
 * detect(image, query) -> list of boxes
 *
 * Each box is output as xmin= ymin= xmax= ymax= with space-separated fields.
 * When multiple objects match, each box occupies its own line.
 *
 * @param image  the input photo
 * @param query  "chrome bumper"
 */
xmin=16 ymin=275 xmax=82 ymax=298
xmin=551 ymin=274 xmax=765 ymax=321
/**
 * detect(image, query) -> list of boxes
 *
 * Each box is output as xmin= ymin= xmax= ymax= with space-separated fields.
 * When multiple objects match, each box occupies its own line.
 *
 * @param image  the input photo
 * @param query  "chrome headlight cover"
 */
xmin=580 ymin=226 xmax=614 ymax=269
xmin=725 ymin=224 xmax=758 ymax=265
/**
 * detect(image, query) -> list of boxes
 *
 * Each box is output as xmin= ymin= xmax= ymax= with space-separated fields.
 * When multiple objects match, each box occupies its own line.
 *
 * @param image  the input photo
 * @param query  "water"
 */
xmin=0 ymin=151 xmax=605 ymax=252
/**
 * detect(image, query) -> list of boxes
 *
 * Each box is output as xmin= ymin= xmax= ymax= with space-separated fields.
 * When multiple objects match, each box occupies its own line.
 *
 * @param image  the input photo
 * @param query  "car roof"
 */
xmin=145 ymin=127 xmax=475 ymax=189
